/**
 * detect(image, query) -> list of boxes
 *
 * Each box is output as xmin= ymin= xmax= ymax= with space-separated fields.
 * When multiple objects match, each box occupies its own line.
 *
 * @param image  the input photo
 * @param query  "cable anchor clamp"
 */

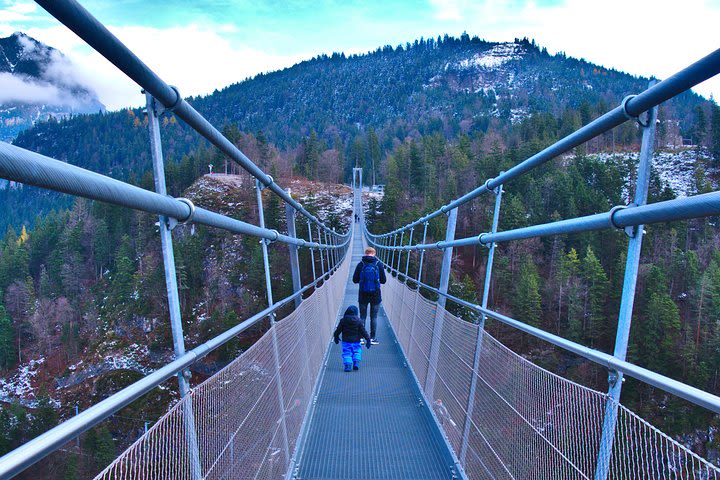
xmin=620 ymin=95 xmax=650 ymax=128
xmin=172 ymin=197 xmax=196 ymax=229
xmin=609 ymin=204 xmax=637 ymax=238
xmin=258 ymin=175 xmax=273 ymax=191
xmin=478 ymin=233 xmax=493 ymax=249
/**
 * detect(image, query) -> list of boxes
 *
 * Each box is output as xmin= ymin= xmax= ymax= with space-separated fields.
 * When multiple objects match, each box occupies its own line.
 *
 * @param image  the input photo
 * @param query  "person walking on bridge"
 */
xmin=352 ymin=247 xmax=386 ymax=344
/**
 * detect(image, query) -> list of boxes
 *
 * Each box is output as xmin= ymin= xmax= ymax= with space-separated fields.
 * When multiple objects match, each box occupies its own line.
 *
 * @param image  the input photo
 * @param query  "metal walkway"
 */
xmin=293 ymin=226 xmax=458 ymax=479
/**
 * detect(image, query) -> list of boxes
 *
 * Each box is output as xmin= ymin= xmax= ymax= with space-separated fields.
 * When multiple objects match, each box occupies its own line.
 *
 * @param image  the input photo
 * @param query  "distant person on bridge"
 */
xmin=352 ymin=247 xmax=386 ymax=344
xmin=334 ymin=305 xmax=371 ymax=371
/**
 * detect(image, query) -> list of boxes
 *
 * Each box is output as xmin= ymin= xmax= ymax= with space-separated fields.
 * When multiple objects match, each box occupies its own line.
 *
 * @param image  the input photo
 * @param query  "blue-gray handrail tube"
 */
xmin=368 ymin=191 xmax=720 ymax=251
xmin=0 ymin=142 xmax=349 ymax=250
xmin=371 ymin=250 xmax=720 ymax=414
xmin=371 ymin=47 xmax=720 ymax=239
xmin=33 ymin=0 xmax=341 ymax=237
xmin=0 ymin=257 xmax=345 ymax=479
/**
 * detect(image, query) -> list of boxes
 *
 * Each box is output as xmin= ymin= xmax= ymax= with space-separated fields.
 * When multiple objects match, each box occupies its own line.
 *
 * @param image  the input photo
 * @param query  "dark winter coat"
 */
xmin=333 ymin=306 xmax=371 ymax=344
xmin=352 ymin=255 xmax=387 ymax=304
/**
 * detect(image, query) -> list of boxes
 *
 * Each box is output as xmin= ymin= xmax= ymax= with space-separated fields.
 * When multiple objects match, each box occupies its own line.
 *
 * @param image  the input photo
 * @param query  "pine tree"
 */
xmin=0 ymin=306 xmax=16 ymax=369
xmin=111 ymin=235 xmax=135 ymax=306
xmin=367 ymin=128 xmax=380 ymax=186
xmin=29 ymin=395 xmax=58 ymax=439
xmin=711 ymin=103 xmax=720 ymax=161
xmin=513 ymin=256 xmax=542 ymax=327
xmin=636 ymin=292 xmax=681 ymax=372
xmin=581 ymin=246 xmax=608 ymax=345
xmin=63 ymin=453 xmax=79 ymax=480
xmin=87 ymin=426 xmax=115 ymax=470
xmin=409 ymin=141 xmax=425 ymax=195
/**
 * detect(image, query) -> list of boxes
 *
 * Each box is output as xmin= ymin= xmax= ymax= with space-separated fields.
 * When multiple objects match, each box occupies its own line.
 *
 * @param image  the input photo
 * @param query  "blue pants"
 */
xmin=341 ymin=342 xmax=362 ymax=368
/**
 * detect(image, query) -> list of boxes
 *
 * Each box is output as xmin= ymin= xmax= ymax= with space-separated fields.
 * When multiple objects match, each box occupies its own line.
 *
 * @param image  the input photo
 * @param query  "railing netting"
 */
xmin=382 ymin=272 xmax=720 ymax=480
xmin=95 ymin=254 xmax=351 ymax=480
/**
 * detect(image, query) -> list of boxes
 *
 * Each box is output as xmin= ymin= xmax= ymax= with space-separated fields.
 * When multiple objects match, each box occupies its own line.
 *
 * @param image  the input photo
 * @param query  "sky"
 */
xmin=1 ymin=0 xmax=719 ymax=111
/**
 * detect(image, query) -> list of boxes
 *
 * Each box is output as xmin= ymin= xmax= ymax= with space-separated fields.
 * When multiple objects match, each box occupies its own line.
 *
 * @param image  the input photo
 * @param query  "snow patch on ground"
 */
xmin=0 ymin=358 xmax=55 ymax=406
xmin=0 ymin=357 xmax=44 ymax=398
xmin=589 ymin=149 xmax=716 ymax=199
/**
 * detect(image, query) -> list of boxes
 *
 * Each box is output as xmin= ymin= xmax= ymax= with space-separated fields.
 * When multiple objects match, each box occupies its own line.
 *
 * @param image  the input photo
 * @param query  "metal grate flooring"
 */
xmin=294 ymin=227 xmax=457 ymax=479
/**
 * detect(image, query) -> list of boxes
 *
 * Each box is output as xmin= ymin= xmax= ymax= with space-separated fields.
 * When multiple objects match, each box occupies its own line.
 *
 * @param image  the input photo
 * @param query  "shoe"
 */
xmin=360 ymin=339 xmax=365 ymax=345
xmin=344 ymin=364 xmax=352 ymax=372
xmin=370 ymin=338 xmax=379 ymax=345
xmin=353 ymin=365 xmax=359 ymax=370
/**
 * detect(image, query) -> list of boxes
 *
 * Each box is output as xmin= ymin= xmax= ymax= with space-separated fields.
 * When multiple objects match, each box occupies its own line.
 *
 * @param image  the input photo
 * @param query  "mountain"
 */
xmin=0 ymin=32 xmax=105 ymax=141
xmin=4 ymin=35 xmax=715 ymax=232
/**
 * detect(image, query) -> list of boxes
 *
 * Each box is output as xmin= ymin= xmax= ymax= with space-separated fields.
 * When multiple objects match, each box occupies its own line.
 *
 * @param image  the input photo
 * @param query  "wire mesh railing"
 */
xmin=366 ymin=45 xmax=720 ymax=480
xmin=381 ymin=273 xmax=720 ymax=479
xmin=94 ymin=253 xmax=351 ymax=480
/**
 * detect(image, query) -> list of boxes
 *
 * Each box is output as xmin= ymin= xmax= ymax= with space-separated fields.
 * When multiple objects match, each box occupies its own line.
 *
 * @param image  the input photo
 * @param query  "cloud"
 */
xmin=0 ymin=33 xmax=101 ymax=109
xmin=429 ymin=0 xmax=464 ymax=20
xmin=0 ymin=73 xmax=82 ymax=106
xmin=16 ymin=23 xmax=306 ymax=110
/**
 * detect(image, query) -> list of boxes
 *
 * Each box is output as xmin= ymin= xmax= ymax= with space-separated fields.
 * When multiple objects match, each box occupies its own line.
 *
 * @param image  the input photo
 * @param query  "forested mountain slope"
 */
xmin=6 ymin=35 xmax=714 ymax=231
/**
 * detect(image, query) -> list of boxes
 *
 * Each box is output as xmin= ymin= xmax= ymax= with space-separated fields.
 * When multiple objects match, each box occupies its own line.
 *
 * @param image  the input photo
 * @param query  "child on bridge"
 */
xmin=333 ymin=305 xmax=371 ymax=372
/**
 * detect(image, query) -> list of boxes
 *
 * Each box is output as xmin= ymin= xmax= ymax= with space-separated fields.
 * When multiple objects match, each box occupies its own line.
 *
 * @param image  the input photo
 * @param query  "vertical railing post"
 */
xmin=390 ymin=233 xmax=398 ymax=276
xmin=417 ymin=222 xmax=429 ymax=285
xmin=255 ymin=180 xmax=290 ymax=464
xmin=317 ymin=225 xmax=325 ymax=277
xmin=285 ymin=196 xmax=302 ymax=308
xmin=307 ymin=220 xmax=316 ymax=282
xmin=404 ymin=227 xmax=414 ymax=283
xmin=595 ymin=82 xmax=658 ymax=480
xmin=391 ymin=230 xmax=405 ymax=320
xmin=323 ymin=231 xmax=332 ymax=270
xmin=460 ymin=182 xmax=503 ymax=465
xmin=408 ymin=221 xmax=429 ymax=362
xmin=145 ymin=92 xmax=202 ymax=480
xmin=425 ymin=208 xmax=458 ymax=398
xmin=331 ymin=233 xmax=338 ymax=268
xmin=396 ymin=231 xmax=405 ymax=273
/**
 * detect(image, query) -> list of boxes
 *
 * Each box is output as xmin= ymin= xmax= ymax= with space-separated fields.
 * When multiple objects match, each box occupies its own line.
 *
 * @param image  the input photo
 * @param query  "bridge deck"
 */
xmin=294 ymin=226 xmax=457 ymax=479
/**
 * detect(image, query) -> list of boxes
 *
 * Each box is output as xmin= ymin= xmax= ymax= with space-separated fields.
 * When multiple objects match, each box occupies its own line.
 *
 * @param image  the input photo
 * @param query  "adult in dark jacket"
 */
xmin=352 ymin=247 xmax=387 ymax=344
xmin=333 ymin=306 xmax=371 ymax=371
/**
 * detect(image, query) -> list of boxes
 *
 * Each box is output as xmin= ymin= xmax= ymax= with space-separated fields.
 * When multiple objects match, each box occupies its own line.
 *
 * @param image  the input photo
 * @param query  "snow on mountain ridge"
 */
xmin=454 ymin=42 xmax=525 ymax=70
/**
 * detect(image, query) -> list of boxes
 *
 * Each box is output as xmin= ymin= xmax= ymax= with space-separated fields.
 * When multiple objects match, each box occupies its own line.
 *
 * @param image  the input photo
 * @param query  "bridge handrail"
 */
xmin=0 ymin=143 xmax=349 ymax=250
xmin=371 ymin=247 xmax=720 ymax=415
xmin=369 ymin=47 xmax=720 ymax=239
xmin=33 ymin=0 xmax=344 ymax=238
xmin=0 ymin=248 xmax=348 ymax=480
xmin=367 ymin=190 xmax=720 ymax=251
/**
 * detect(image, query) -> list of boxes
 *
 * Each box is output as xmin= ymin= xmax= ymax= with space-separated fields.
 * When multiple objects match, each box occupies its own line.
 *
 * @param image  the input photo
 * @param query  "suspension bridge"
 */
xmin=1 ymin=1 xmax=720 ymax=479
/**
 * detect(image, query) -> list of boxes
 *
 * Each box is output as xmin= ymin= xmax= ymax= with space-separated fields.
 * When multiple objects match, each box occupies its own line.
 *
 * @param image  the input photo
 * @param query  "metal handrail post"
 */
xmin=255 ymin=180 xmax=290 ymax=464
xmin=408 ymin=221 xmax=428 ymax=367
xmin=307 ymin=220 xmax=316 ymax=282
xmin=459 ymin=183 xmax=503 ymax=465
xmin=595 ymin=80 xmax=659 ymax=480
xmin=285 ymin=199 xmax=302 ymax=308
xmin=145 ymin=93 xmax=202 ymax=480
xmin=392 ymin=230 xmax=405 ymax=325
xmin=417 ymin=222 xmax=429 ymax=285
xmin=390 ymin=233 xmax=398 ymax=276
xmin=404 ymin=227 xmax=414 ymax=282
xmin=425 ymin=208 xmax=458 ymax=398
xmin=396 ymin=231 xmax=405 ymax=273
xmin=323 ymin=231 xmax=331 ymax=270
xmin=317 ymin=226 xmax=326 ymax=277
